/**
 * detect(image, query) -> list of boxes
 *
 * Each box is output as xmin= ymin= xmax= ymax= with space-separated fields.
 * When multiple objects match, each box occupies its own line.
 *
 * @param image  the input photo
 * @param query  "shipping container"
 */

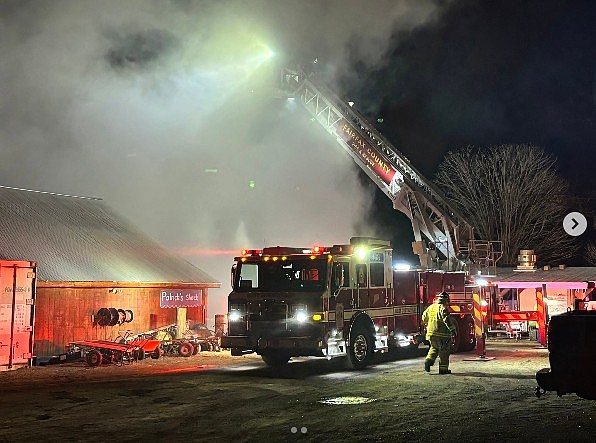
xmin=0 ymin=260 xmax=36 ymax=371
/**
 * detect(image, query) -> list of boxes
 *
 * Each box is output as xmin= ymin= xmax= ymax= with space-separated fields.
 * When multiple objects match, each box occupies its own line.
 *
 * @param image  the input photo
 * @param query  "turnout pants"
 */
xmin=425 ymin=336 xmax=451 ymax=372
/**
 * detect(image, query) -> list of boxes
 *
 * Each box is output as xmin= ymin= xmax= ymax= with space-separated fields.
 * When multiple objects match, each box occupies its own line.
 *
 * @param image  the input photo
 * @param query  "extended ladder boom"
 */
xmin=281 ymin=67 xmax=499 ymax=270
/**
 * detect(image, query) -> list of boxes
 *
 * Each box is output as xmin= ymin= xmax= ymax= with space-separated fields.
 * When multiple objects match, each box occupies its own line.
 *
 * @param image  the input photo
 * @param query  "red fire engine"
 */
xmin=222 ymin=237 xmax=477 ymax=368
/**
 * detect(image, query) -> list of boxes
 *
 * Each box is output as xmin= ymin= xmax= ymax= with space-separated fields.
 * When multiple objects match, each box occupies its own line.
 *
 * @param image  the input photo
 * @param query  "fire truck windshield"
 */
xmin=235 ymin=259 xmax=328 ymax=292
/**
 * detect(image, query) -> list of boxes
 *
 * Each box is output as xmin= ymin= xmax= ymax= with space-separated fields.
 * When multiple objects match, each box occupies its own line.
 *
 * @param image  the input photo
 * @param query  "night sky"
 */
xmin=340 ymin=0 xmax=596 ymax=260
xmin=348 ymin=1 xmax=596 ymax=193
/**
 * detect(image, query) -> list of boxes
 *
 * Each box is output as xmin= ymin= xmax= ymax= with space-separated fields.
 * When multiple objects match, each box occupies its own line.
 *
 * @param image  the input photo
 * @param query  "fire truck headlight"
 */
xmin=228 ymin=311 xmax=242 ymax=322
xmin=295 ymin=310 xmax=308 ymax=323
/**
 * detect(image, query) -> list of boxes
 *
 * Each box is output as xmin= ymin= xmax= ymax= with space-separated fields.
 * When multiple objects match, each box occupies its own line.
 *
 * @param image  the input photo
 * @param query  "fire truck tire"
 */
xmin=261 ymin=352 xmax=290 ymax=367
xmin=86 ymin=350 xmax=102 ymax=367
xmin=457 ymin=317 xmax=476 ymax=352
xmin=178 ymin=342 xmax=193 ymax=357
xmin=348 ymin=327 xmax=374 ymax=369
xmin=192 ymin=343 xmax=200 ymax=355
xmin=133 ymin=348 xmax=145 ymax=360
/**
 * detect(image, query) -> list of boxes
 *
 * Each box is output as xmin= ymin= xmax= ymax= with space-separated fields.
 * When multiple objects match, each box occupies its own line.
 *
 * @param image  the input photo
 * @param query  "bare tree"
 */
xmin=435 ymin=144 xmax=579 ymax=265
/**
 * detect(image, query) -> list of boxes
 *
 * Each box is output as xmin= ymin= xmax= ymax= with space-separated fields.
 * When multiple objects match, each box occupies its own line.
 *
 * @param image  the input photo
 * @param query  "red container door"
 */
xmin=0 ymin=261 xmax=36 ymax=370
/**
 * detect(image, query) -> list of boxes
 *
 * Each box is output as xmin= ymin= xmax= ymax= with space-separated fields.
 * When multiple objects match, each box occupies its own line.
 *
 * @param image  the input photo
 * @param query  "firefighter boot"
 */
xmin=424 ymin=359 xmax=432 ymax=372
xmin=439 ymin=368 xmax=452 ymax=374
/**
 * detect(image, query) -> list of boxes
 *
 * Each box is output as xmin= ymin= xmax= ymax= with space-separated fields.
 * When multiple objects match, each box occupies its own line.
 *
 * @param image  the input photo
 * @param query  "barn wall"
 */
xmin=34 ymin=285 xmax=207 ymax=357
xmin=186 ymin=290 xmax=209 ymax=327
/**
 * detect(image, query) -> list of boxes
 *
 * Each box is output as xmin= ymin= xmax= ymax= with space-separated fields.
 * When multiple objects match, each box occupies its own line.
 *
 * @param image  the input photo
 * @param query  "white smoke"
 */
xmin=0 ymin=0 xmax=447 ymax=324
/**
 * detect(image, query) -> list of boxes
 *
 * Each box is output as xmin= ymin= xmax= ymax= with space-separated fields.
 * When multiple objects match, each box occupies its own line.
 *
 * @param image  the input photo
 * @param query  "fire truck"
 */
xmin=222 ymin=237 xmax=477 ymax=368
xmin=221 ymin=66 xmax=499 ymax=367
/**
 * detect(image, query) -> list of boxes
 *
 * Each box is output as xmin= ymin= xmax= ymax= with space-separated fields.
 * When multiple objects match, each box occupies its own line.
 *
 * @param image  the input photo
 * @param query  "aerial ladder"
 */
xmin=280 ymin=67 xmax=501 ymax=272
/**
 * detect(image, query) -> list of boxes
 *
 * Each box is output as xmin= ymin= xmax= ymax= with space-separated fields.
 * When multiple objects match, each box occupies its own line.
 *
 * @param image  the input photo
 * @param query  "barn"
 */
xmin=0 ymin=186 xmax=220 ymax=359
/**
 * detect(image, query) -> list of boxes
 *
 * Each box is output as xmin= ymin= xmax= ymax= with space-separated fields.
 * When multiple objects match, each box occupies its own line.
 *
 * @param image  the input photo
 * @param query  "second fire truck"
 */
xmin=222 ymin=237 xmax=476 ymax=368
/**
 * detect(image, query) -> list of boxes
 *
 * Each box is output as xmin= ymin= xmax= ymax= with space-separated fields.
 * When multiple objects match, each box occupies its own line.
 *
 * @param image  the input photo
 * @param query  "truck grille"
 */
xmin=248 ymin=299 xmax=288 ymax=321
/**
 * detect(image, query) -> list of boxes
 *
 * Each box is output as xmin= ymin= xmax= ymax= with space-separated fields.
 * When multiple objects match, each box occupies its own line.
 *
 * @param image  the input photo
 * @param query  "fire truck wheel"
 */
xmin=133 ymin=348 xmax=145 ymax=360
xmin=261 ymin=352 xmax=290 ymax=367
xmin=457 ymin=317 xmax=476 ymax=352
xmin=348 ymin=329 xmax=374 ymax=369
xmin=178 ymin=342 xmax=193 ymax=357
xmin=192 ymin=343 xmax=200 ymax=355
xmin=85 ymin=350 xmax=102 ymax=367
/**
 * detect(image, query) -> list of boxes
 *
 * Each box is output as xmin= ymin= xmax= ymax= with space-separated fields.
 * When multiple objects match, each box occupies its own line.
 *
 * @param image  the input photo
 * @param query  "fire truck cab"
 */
xmin=222 ymin=237 xmax=476 ymax=368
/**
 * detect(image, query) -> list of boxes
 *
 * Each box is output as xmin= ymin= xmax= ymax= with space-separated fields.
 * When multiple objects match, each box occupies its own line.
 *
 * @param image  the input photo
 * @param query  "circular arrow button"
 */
xmin=563 ymin=212 xmax=587 ymax=236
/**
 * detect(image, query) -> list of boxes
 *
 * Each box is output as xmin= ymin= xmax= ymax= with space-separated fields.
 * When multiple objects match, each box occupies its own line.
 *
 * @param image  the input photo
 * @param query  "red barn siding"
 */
xmin=34 ymin=283 xmax=208 ymax=357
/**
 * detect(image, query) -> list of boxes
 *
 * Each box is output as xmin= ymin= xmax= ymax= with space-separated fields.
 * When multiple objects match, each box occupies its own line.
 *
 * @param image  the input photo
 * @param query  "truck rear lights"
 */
xmin=241 ymin=249 xmax=262 ymax=256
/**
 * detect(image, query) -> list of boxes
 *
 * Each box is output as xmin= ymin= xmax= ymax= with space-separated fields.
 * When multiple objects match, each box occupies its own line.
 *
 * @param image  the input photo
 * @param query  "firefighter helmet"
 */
xmin=437 ymin=291 xmax=450 ymax=303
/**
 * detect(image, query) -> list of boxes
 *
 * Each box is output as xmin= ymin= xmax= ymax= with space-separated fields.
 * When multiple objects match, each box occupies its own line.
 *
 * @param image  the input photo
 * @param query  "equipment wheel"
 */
xmin=261 ymin=352 xmax=290 ymax=367
xmin=111 ymin=351 xmax=123 ymax=364
xmin=86 ymin=349 xmax=103 ymax=367
xmin=178 ymin=342 xmax=193 ymax=357
xmin=348 ymin=327 xmax=374 ymax=369
xmin=150 ymin=348 xmax=161 ymax=359
xmin=192 ymin=343 xmax=200 ymax=355
xmin=133 ymin=348 xmax=145 ymax=360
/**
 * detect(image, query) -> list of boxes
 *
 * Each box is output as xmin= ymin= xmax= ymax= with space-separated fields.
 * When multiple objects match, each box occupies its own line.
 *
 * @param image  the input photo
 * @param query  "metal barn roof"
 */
xmin=0 ymin=186 xmax=219 ymax=285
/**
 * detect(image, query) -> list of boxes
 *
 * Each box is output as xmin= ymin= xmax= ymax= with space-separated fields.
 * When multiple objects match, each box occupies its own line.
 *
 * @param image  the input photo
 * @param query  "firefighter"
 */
xmin=422 ymin=291 xmax=457 ymax=374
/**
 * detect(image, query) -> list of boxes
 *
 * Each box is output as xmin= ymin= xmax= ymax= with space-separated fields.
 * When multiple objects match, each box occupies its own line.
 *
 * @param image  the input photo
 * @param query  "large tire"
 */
xmin=178 ymin=342 xmax=193 ymax=357
xmin=124 ymin=309 xmax=134 ymax=323
xmin=348 ymin=327 xmax=374 ymax=370
xmin=150 ymin=348 xmax=161 ymax=359
xmin=261 ymin=352 xmax=290 ymax=367
xmin=96 ymin=308 xmax=111 ymax=327
xmin=117 ymin=309 xmax=126 ymax=325
xmin=108 ymin=308 xmax=119 ymax=326
xmin=192 ymin=343 xmax=200 ymax=355
xmin=453 ymin=317 xmax=476 ymax=353
xmin=133 ymin=348 xmax=145 ymax=360
xmin=86 ymin=349 xmax=102 ymax=367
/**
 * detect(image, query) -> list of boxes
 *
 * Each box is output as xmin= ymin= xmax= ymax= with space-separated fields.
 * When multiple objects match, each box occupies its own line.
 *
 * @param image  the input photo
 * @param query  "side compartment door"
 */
xmin=355 ymin=263 xmax=368 ymax=309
